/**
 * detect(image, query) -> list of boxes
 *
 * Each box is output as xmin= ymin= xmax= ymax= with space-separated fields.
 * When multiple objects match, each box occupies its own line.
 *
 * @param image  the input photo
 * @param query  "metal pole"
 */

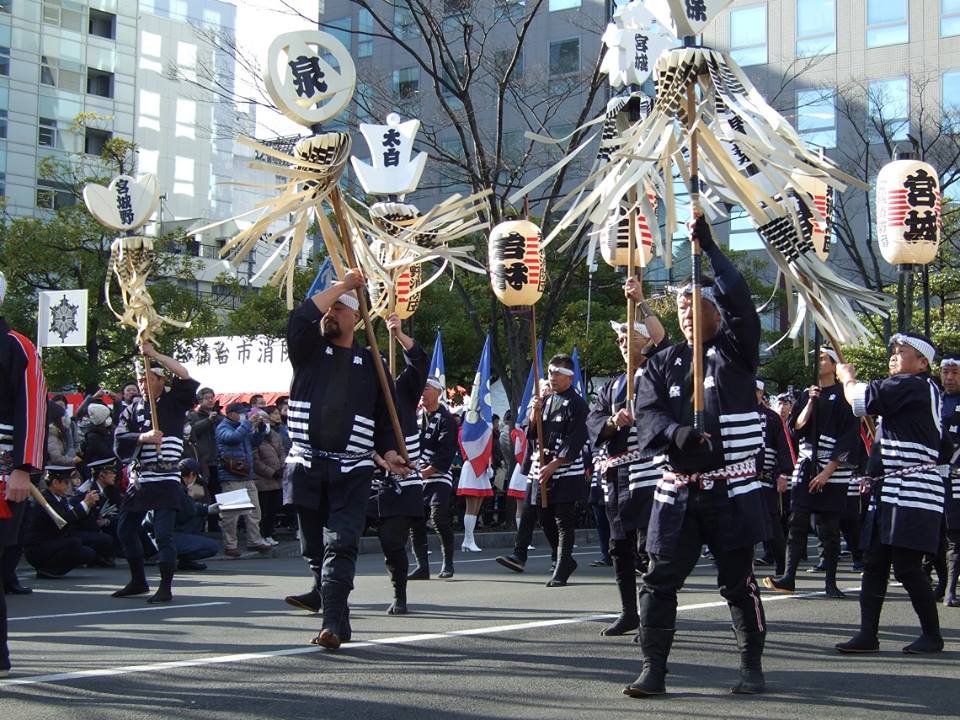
xmin=922 ymin=263 xmax=931 ymax=337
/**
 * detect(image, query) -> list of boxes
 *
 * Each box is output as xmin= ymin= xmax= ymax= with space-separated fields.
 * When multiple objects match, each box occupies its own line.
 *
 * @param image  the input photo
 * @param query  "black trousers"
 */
xmin=377 ymin=515 xmax=411 ymax=586
xmin=409 ymin=501 xmax=454 ymax=552
xmin=0 ymin=545 xmax=6 ymax=671
xmin=24 ymin=537 xmax=97 ymax=576
xmin=74 ymin=529 xmax=115 ymax=560
xmin=591 ymin=503 xmax=611 ymax=561
xmin=512 ymin=502 xmax=573 ymax=562
xmin=639 ymin=486 xmax=765 ymax=633
xmin=788 ymin=508 xmax=841 ymax=570
xmin=860 ymin=527 xmax=940 ymax=636
xmin=258 ymin=488 xmax=283 ymax=538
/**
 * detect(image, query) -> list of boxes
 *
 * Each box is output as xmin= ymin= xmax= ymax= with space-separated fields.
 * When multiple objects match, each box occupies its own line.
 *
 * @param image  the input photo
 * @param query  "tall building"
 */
xmin=0 ymin=0 xmax=296 ymax=302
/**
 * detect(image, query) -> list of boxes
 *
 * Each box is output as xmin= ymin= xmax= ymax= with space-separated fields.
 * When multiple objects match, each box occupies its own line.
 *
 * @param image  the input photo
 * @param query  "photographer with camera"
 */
xmin=215 ymin=402 xmax=272 ymax=557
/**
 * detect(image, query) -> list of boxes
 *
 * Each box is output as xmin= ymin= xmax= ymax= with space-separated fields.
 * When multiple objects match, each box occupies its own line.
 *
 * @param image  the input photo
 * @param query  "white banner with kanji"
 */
xmin=179 ymin=335 xmax=292 ymax=393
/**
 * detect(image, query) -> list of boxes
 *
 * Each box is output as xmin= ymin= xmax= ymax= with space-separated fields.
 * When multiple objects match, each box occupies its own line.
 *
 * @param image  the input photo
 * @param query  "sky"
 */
xmin=233 ymin=0 xmax=319 ymax=138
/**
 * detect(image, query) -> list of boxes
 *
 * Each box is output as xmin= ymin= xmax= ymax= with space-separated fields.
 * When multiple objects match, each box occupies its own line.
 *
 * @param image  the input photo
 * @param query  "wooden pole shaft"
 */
xmin=329 ymin=188 xmax=409 ymax=464
xmin=531 ymin=306 xmax=548 ymax=509
xmin=626 ymin=189 xmax=638 ymax=406
xmin=686 ymin=83 xmax=705 ymax=432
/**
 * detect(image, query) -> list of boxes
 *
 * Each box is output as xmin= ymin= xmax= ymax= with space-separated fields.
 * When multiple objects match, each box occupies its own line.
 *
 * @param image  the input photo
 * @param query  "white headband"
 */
xmin=0 ymin=271 xmax=6 ymax=305
xmin=817 ymin=346 xmax=839 ymax=364
xmin=890 ymin=333 xmax=936 ymax=364
xmin=610 ymin=320 xmax=650 ymax=337
xmin=941 ymin=358 xmax=960 ymax=369
xmin=548 ymin=365 xmax=575 ymax=377
xmin=425 ymin=378 xmax=444 ymax=390
xmin=756 ymin=379 xmax=765 ymax=390
xmin=676 ymin=284 xmax=720 ymax=308
xmin=336 ymin=292 xmax=359 ymax=311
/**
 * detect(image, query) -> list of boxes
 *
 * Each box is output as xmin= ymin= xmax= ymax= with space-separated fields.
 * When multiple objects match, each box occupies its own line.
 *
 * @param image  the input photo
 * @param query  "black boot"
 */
xmin=601 ymin=556 xmax=639 ymax=636
xmin=387 ymin=557 xmax=409 ymax=615
xmin=945 ymin=556 xmax=959 ymax=607
xmin=731 ymin=628 xmax=766 ymax=694
xmin=903 ymin=580 xmax=944 ymax=654
xmin=148 ymin=562 xmax=175 ymax=604
xmin=495 ymin=553 xmax=525 ymax=572
xmin=764 ymin=541 xmax=801 ymax=593
xmin=438 ymin=531 xmax=454 ymax=579
xmin=408 ymin=544 xmax=430 ymax=580
xmin=623 ymin=627 xmax=675 ymax=697
xmin=824 ymin=556 xmax=846 ymax=599
xmin=836 ymin=589 xmax=883 ymax=653
xmin=546 ymin=556 xmax=577 ymax=587
xmin=285 ymin=567 xmax=322 ymax=612
xmin=112 ymin=557 xmax=149 ymax=598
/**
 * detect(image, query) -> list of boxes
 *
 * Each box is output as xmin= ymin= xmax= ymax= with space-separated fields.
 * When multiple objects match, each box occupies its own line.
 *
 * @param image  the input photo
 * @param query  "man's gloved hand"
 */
xmin=691 ymin=214 xmax=716 ymax=252
xmin=672 ymin=425 xmax=705 ymax=452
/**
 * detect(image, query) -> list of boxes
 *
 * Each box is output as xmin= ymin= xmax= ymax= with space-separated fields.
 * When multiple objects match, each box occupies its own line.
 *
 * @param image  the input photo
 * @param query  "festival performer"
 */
xmin=835 ymin=333 xmax=946 ymax=654
xmin=625 ymin=216 xmax=769 ymax=697
xmin=0 ymin=272 xmax=47 ymax=678
xmin=497 ymin=355 xmax=588 ymax=587
xmin=755 ymin=380 xmax=793 ymax=577
xmin=112 ymin=341 xmax=199 ymax=604
xmin=408 ymin=377 xmax=458 ymax=580
xmin=368 ymin=313 xmax=428 ymax=614
xmin=283 ymin=269 xmax=407 ymax=649
xmin=587 ymin=279 xmax=667 ymax=636
xmin=764 ymin=347 xmax=857 ymax=599
xmin=942 ymin=354 xmax=960 ymax=607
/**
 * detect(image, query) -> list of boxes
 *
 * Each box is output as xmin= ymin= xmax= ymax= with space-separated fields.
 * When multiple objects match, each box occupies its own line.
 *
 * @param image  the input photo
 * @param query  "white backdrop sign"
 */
xmin=179 ymin=335 xmax=292 ymax=393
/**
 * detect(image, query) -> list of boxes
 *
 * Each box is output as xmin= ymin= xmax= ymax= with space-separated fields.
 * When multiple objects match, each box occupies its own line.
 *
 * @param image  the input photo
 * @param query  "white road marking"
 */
xmin=8 ymin=601 xmax=230 ymax=623
xmin=0 ymin=585 xmax=859 ymax=688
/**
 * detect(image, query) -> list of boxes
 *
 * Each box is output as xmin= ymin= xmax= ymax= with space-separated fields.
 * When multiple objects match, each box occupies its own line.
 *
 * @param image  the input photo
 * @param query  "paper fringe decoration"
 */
xmin=510 ymin=46 xmax=888 ymax=346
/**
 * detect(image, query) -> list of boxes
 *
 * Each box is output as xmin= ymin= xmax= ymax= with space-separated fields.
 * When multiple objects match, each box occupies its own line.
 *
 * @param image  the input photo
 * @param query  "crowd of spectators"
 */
xmin=2 ymin=385 xmax=293 ymax=596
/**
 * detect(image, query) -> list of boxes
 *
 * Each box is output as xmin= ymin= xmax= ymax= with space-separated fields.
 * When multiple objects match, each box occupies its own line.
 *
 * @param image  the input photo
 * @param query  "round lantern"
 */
xmin=488 ymin=219 xmax=545 ymax=307
xmin=370 ymin=201 xmax=437 ymax=246
xmin=597 ymin=192 xmax=656 ymax=269
xmin=368 ymin=240 xmax=423 ymax=320
xmin=790 ymin=172 xmax=834 ymax=262
xmin=876 ymin=159 xmax=941 ymax=266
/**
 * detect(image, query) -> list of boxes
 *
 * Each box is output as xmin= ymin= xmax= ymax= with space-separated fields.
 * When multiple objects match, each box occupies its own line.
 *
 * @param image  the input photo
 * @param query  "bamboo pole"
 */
xmin=686 ymin=83 xmax=705 ymax=432
xmin=626 ymin=189 xmax=638 ymax=406
xmin=531 ymin=306 xmax=548 ymax=509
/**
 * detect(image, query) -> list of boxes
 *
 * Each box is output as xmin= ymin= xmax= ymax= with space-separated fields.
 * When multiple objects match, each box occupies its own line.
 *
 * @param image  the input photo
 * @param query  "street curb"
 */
xmin=205 ymin=528 xmax=602 ymax=562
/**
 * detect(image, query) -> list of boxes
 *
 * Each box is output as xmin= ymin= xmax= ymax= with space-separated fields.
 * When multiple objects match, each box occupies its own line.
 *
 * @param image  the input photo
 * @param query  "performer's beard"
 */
xmin=321 ymin=317 xmax=342 ymax=339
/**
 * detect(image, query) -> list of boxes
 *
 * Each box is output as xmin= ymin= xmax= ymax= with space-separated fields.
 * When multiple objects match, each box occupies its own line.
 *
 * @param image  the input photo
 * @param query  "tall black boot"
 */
xmin=285 ymin=566 xmax=323 ymax=612
xmin=408 ymin=543 xmax=430 ymax=580
xmin=148 ymin=562 xmax=175 ymax=604
xmin=931 ymin=547 xmax=948 ymax=601
xmin=601 ymin=555 xmax=639 ymax=636
xmin=112 ymin=556 xmax=149 ymax=598
xmin=836 ymin=588 xmax=883 ymax=653
xmin=764 ymin=540 xmax=802 ymax=593
xmin=386 ymin=552 xmax=409 ymax=615
xmin=823 ymin=536 xmax=845 ymax=599
xmin=438 ymin=527 xmax=455 ymax=579
xmin=731 ymin=628 xmax=766 ymax=694
xmin=623 ymin=627 xmax=675 ymax=697
xmin=945 ymin=553 xmax=959 ymax=607
xmin=903 ymin=579 xmax=944 ymax=654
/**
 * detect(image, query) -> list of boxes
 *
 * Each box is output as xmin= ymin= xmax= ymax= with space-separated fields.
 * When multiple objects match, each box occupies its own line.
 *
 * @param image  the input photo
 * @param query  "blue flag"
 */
xmin=515 ymin=339 xmax=544 ymax=427
xmin=428 ymin=328 xmax=446 ymax=405
xmin=458 ymin=334 xmax=494 ymax=483
xmin=307 ymin=258 xmax=336 ymax=299
xmin=571 ymin=346 xmax=586 ymax=398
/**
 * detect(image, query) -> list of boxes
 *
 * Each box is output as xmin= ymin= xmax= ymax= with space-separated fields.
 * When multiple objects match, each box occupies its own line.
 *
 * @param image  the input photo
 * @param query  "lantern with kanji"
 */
xmin=790 ymin=172 xmax=834 ymax=262
xmin=489 ymin=219 xmax=545 ymax=307
xmin=368 ymin=239 xmax=423 ymax=320
xmin=597 ymin=193 xmax=657 ymax=269
xmin=876 ymin=159 xmax=941 ymax=266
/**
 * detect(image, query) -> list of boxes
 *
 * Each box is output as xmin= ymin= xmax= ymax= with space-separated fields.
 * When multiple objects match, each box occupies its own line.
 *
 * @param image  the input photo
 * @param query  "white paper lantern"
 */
xmin=598 ymin=192 xmax=656 ymax=268
xmin=489 ymin=220 xmax=545 ymax=307
xmin=790 ymin=172 xmax=834 ymax=262
xmin=876 ymin=159 xmax=941 ymax=266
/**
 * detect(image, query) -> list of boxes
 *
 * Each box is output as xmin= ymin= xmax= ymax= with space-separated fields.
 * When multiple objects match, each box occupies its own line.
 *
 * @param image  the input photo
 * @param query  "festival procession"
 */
xmin=1 ymin=0 xmax=959 ymax=716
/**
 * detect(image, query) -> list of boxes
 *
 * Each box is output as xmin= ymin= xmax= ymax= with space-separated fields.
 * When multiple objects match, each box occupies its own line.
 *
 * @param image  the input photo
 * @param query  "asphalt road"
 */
xmin=2 ymin=545 xmax=958 ymax=719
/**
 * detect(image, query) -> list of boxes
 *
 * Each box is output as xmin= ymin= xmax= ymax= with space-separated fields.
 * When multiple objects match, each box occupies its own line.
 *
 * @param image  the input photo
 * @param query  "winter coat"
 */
xmin=253 ymin=426 xmax=286 ymax=492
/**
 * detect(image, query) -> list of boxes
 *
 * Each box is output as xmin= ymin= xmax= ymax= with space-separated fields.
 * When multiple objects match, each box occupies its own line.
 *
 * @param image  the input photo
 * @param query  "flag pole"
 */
xmin=626 ymin=188 xmax=638 ymax=406
xmin=530 ymin=306 xmax=548 ymax=509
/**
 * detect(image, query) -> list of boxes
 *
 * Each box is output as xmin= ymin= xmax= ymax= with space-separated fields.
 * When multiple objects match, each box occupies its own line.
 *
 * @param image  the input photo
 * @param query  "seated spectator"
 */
xmin=216 ymin=403 xmax=272 ymax=557
xmin=254 ymin=405 xmax=286 ymax=545
xmin=174 ymin=460 xmax=220 ymax=571
xmin=74 ymin=456 xmax=123 ymax=564
xmin=24 ymin=467 xmax=113 ymax=578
